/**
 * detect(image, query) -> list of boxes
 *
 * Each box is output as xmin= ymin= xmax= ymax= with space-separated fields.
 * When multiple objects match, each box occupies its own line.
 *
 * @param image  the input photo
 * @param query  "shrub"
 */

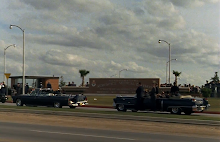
xmin=201 ymin=88 xmax=212 ymax=98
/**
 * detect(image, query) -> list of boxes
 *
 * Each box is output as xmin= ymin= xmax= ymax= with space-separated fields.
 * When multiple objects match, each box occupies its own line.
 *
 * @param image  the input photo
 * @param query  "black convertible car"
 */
xmin=113 ymin=94 xmax=210 ymax=115
xmin=0 ymin=94 xmax=7 ymax=103
xmin=12 ymin=88 xmax=88 ymax=108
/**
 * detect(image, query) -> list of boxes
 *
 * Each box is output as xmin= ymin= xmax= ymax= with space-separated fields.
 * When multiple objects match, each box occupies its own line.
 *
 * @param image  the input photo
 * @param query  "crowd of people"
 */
xmin=135 ymin=82 xmax=180 ymax=111
xmin=11 ymin=81 xmax=52 ymax=96
xmin=67 ymin=81 xmax=89 ymax=87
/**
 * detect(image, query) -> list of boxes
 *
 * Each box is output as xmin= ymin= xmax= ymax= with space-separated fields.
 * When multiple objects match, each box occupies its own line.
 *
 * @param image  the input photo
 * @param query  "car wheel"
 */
xmin=69 ymin=106 xmax=76 ymax=109
xmin=184 ymin=110 xmax=192 ymax=115
xmin=16 ymin=99 xmax=23 ymax=106
xmin=171 ymin=107 xmax=181 ymax=115
xmin=54 ymin=102 xmax=62 ymax=108
xmin=116 ymin=104 xmax=127 ymax=112
xmin=1 ymin=100 xmax=6 ymax=103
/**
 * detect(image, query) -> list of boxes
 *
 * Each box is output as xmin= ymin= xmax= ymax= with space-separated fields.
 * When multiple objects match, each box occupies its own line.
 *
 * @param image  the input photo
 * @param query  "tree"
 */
xmin=79 ymin=69 xmax=90 ymax=87
xmin=201 ymin=88 xmax=212 ymax=98
xmin=173 ymin=70 xmax=181 ymax=85
xmin=210 ymin=72 xmax=219 ymax=84
xmin=59 ymin=76 xmax=66 ymax=87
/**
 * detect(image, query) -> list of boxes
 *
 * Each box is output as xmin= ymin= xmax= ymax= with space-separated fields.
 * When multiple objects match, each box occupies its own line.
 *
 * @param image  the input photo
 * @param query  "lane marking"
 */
xmin=30 ymin=130 xmax=136 ymax=141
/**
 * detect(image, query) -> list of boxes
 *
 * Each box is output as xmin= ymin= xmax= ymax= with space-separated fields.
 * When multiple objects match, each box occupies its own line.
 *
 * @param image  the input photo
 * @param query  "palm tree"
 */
xmin=79 ymin=69 xmax=90 ymax=87
xmin=173 ymin=70 xmax=181 ymax=85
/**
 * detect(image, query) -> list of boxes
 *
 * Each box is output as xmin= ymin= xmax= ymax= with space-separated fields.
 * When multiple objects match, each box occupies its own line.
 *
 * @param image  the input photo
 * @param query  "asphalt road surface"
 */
xmin=0 ymin=121 xmax=219 ymax=142
xmin=1 ymin=102 xmax=219 ymax=118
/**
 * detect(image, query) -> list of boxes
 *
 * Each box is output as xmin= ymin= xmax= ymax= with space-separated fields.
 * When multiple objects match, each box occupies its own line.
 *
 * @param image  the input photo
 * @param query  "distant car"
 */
xmin=113 ymin=94 xmax=210 ymax=115
xmin=0 ymin=94 xmax=7 ymax=103
xmin=12 ymin=88 xmax=88 ymax=108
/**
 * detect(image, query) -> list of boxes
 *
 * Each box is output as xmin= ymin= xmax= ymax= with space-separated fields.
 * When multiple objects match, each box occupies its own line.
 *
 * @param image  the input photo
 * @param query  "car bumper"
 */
xmin=192 ymin=104 xmax=210 ymax=112
xmin=69 ymin=101 xmax=88 ymax=107
xmin=0 ymin=96 xmax=7 ymax=100
xmin=113 ymin=102 xmax=116 ymax=108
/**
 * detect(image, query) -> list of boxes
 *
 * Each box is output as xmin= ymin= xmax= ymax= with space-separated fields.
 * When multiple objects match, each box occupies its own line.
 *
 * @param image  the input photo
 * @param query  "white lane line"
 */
xmin=30 ymin=130 xmax=136 ymax=141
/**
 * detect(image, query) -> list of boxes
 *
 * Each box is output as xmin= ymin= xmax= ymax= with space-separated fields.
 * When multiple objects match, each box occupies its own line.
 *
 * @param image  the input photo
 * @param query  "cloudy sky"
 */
xmin=0 ymin=0 xmax=219 ymax=87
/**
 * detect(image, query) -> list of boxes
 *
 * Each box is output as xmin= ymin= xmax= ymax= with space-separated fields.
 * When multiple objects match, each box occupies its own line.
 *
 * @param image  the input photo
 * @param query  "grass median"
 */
xmin=0 ymin=104 xmax=220 ymax=122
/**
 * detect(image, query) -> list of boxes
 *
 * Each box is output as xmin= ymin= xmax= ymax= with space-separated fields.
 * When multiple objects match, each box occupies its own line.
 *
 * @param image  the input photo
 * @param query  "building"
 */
xmin=9 ymin=75 xmax=59 ymax=91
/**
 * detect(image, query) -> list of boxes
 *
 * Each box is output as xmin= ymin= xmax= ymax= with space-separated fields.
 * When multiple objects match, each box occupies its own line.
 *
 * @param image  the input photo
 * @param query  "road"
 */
xmin=0 ymin=121 xmax=219 ymax=142
xmin=1 ymin=102 xmax=219 ymax=118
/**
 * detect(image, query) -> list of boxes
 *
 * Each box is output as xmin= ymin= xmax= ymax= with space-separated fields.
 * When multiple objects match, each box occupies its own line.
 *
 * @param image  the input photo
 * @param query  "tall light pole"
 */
xmin=119 ymin=69 xmax=128 ymax=78
xmin=158 ymin=39 xmax=171 ymax=84
xmin=10 ymin=25 xmax=25 ymax=94
xmin=166 ymin=59 xmax=177 ymax=84
xmin=4 ymin=44 xmax=16 ymax=81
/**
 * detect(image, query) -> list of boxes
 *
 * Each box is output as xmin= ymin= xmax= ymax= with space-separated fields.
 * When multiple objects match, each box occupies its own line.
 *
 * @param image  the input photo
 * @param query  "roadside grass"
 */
xmin=207 ymin=98 xmax=220 ymax=112
xmin=0 ymin=105 xmax=220 ymax=121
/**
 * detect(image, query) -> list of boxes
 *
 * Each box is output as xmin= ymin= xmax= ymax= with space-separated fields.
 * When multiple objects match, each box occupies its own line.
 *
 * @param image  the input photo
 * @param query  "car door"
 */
xmin=34 ymin=91 xmax=47 ymax=106
xmin=24 ymin=90 xmax=38 ymax=105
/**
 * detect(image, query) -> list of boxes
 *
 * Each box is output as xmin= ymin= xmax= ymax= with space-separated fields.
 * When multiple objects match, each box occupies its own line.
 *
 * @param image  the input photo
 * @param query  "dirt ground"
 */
xmin=0 ymin=112 xmax=219 ymax=138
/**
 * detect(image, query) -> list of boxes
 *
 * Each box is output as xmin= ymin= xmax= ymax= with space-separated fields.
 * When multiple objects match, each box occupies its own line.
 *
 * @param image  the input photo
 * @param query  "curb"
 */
xmin=6 ymin=101 xmax=220 ymax=114
xmin=0 ymin=108 xmax=219 ymax=126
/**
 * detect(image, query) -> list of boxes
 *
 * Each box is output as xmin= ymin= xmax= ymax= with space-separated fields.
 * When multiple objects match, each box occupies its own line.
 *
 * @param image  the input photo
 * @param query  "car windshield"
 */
xmin=30 ymin=90 xmax=37 ymax=96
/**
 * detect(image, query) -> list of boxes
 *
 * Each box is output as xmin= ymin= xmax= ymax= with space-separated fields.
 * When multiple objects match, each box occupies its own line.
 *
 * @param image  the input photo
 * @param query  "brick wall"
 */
xmin=45 ymin=78 xmax=59 ymax=90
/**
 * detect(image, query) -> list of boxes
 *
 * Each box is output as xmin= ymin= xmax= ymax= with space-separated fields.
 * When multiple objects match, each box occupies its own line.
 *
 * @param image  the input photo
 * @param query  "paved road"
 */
xmin=0 ymin=121 xmax=219 ymax=142
xmin=1 ymin=103 xmax=219 ymax=118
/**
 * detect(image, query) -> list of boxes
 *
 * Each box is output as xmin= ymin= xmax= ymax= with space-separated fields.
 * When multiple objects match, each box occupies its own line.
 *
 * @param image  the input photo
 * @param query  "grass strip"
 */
xmin=0 ymin=105 xmax=220 ymax=121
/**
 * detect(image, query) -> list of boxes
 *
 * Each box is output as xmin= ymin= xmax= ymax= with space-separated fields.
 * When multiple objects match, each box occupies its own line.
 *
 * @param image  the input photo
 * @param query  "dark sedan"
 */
xmin=12 ymin=88 xmax=88 ymax=108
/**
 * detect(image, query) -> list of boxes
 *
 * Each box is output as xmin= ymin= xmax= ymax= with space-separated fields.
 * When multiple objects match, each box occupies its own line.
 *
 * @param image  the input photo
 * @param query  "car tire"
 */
xmin=132 ymin=109 xmax=138 ymax=112
xmin=1 ymin=100 xmax=6 ymax=103
xmin=69 ymin=106 xmax=76 ymax=109
xmin=116 ymin=104 xmax=127 ymax=112
xmin=171 ymin=107 xmax=181 ymax=115
xmin=54 ymin=102 xmax=62 ymax=108
xmin=16 ymin=99 xmax=23 ymax=106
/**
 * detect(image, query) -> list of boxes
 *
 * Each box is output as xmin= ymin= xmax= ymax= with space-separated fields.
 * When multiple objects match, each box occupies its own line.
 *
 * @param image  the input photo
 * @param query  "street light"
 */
xmin=10 ymin=24 xmax=25 ymax=94
xmin=166 ymin=59 xmax=177 ymax=84
xmin=158 ymin=39 xmax=171 ymax=84
xmin=119 ymin=69 xmax=128 ymax=78
xmin=4 ymin=44 xmax=16 ymax=81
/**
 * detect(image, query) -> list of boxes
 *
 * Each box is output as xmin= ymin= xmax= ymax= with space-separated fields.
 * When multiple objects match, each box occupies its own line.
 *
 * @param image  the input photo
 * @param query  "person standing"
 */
xmin=135 ymin=82 xmax=144 ymax=110
xmin=25 ymin=83 xmax=29 ymax=94
xmin=170 ymin=82 xmax=179 ymax=96
xmin=1 ymin=82 xmax=6 ymax=96
xmin=47 ymin=82 xmax=52 ymax=88
xmin=155 ymin=83 xmax=159 ymax=94
xmin=150 ymin=83 xmax=157 ymax=111
xmin=39 ymin=82 xmax=43 ymax=88
xmin=16 ymin=83 xmax=21 ymax=96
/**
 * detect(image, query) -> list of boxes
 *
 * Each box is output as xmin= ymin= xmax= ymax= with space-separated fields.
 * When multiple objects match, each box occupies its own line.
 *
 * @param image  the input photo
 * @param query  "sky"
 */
xmin=0 ymin=0 xmax=219 ymax=87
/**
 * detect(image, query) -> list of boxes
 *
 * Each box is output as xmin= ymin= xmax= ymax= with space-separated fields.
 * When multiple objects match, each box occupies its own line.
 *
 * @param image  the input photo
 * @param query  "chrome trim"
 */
xmin=168 ymin=106 xmax=192 ymax=108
